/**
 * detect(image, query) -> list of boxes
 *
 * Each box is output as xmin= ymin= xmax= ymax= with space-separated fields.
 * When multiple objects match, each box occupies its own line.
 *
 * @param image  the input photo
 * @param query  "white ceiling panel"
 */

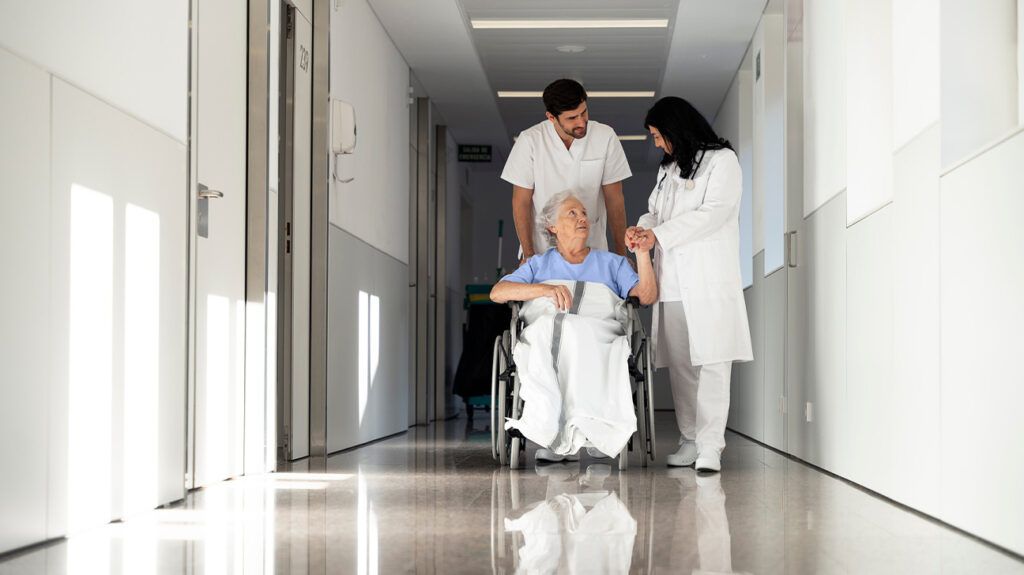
xmin=368 ymin=0 xmax=766 ymax=170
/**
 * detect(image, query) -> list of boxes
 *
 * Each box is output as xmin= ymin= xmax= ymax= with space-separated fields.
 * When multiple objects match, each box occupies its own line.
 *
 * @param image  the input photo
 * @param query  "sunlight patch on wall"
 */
xmin=67 ymin=183 xmax=113 ymax=532
xmin=123 ymin=203 xmax=161 ymax=516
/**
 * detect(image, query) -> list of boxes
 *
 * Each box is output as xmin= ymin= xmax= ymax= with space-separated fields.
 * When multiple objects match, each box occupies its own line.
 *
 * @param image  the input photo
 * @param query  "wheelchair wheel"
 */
xmin=644 ymin=342 xmax=657 ymax=462
xmin=490 ymin=334 xmax=502 ymax=462
xmin=497 ymin=330 xmax=514 ymax=466
xmin=636 ymin=348 xmax=649 ymax=469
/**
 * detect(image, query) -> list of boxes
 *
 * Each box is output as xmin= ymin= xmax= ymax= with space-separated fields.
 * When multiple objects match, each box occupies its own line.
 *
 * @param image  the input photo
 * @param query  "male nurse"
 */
xmin=501 ymin=79 xmax=632 ymax=262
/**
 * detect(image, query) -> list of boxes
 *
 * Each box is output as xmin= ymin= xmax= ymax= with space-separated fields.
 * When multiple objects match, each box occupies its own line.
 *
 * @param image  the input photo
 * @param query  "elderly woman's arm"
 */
xmin=490 ymin=281 xmax=574 ymax=311
xmin=628 ymin=249 xmax=658 ymax=305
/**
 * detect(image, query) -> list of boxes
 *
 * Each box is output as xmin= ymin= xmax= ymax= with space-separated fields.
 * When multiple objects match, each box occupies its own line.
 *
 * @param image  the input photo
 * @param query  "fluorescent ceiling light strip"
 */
xmin=589 ymin=91 xmax=655 ymax=98
xmin=618 ymin=135 xmax=648 ymax=141
xmin=472 ymin=19 xmax=668 ymax=29
xmin=497 ymin=91 xmax=655 ymax=98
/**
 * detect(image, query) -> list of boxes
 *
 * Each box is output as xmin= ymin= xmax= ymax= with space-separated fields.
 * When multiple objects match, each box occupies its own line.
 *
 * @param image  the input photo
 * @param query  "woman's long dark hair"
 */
xmin=644 ymin=96 xmax=733 ymax=179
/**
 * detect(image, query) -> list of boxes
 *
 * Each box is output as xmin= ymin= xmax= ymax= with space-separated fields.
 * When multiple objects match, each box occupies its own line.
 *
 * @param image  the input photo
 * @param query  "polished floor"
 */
xmin=2 ymin=413 xmax=1023 ymax=574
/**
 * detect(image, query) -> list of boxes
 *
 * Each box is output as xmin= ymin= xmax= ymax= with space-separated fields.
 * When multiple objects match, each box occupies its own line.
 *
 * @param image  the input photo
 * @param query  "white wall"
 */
xmin=0 ymin=44 xmax=188 ymax=553
xmin=329 ymin=0 xmax=411 ymax=264
xmin=326 ymin=0 xmax=415 ymax=449
xmin=939 ymin=129 xmax=1024 ymax=552
xmin=754 ymin=14 xmax=787 ymax=273
xmin=327 ymin=227 xmax=409 ymax=452
xmin=720 ymin=0 xmax=1024 ymax=555
xmin=0 ymin=47 xmax=51 ymax=554
xmin=940 ymin=0 xmax=1019 ymax=168
xmin=714 ymin=69 xmax=755 ymax=288
xmin=0 ymin=0 xmax=188 ymax=143
xmin=891 ymin=0 xmax=939 ymax=150
xmin=846 ymin=0 xmax=893 ymax=223
xmin=802 ymin=0 xmax=846 ymax=216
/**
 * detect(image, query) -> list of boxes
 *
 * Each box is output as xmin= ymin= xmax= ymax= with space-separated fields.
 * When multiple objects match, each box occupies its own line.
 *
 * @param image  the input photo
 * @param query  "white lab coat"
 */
xmin=638 ymin=149 xmax=753 ymax=367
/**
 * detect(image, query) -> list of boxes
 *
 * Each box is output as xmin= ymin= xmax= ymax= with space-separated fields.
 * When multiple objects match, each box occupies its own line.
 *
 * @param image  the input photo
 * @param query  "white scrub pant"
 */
xmin=658 ymin=302 xmax=732 ymax=456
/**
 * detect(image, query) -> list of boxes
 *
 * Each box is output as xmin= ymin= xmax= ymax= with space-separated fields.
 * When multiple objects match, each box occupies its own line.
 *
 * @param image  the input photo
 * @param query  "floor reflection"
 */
xmin=2 ymin=414 xmax=1023 ymax=574
xmin=495 ymin=464 xmax=639 ymax=573
xmin=666 ymin=470 xmax=744 ymax=575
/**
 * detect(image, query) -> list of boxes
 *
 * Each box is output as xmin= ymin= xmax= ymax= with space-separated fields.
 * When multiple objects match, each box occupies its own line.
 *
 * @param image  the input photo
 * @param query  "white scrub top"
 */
xmin=501 ymin=120 xmax=632 ymax=252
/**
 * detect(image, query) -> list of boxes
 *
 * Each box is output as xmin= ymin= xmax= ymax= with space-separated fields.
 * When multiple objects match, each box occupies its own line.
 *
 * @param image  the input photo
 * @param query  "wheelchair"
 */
xmin=490 ymin=296 xmax=656 ymax=469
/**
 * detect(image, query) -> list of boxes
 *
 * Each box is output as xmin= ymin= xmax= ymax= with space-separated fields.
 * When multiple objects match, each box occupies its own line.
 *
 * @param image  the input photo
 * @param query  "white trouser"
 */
xmin=658 ymin=301 xmax=733 ymax=456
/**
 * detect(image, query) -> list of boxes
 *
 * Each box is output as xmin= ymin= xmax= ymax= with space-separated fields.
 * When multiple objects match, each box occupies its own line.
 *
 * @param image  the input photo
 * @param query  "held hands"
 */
xmin=625 ymin=226 xmax=656 ymax=253
xmin=545 ymin=284 xmax=573 ymax=311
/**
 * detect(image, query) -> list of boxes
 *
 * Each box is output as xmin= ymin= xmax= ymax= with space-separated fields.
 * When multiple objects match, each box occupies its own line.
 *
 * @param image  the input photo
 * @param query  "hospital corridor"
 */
xmin=1 ymin=0 xmax=1023 ymax=573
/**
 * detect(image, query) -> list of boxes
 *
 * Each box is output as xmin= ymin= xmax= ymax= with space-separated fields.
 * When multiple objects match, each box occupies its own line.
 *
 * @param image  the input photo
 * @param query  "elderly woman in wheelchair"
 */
xmin=490 ymin=190 xmax=657 ymax=466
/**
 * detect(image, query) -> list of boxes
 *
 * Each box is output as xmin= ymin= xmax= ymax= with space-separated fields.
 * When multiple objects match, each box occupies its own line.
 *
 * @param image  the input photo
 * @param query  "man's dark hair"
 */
xmin=644 ymin=96 xmax=733 ymax=179
xmin=542 ymin=79 xmax=588 ymax=117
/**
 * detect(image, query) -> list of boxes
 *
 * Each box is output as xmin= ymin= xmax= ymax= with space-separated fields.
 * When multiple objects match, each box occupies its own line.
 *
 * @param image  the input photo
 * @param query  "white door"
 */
xmin=189 ymin=0 xmax=248 ymax=488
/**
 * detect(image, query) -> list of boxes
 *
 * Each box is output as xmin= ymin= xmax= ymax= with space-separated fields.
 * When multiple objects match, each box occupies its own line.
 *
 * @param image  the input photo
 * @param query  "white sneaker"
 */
xmin=535 ymin=448 xmax=580 ymax=463
xmin=695 ymin=452 xmax=721 ymax=473
xmin=666 ymin=440 xmax=698 ymax=467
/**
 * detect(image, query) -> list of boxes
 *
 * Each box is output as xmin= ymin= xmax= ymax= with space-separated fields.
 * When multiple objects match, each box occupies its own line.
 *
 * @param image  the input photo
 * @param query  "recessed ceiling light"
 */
xmin=618 ymin=135 xmax=648 ymax=141
xmin=471 ymin=19 xmax=669 ymax=30
xmin=557 ymin=44 xmax=587 ymax=54
xmin=497 ymin=91 xmax=655 ymax=98
xmin=588 ymin=91 xmax=656 ymax=98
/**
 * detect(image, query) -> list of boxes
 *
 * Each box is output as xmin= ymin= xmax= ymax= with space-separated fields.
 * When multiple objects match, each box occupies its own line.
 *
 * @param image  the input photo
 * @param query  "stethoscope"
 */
xmin=656 ymin=170 xmax=696 ymax=192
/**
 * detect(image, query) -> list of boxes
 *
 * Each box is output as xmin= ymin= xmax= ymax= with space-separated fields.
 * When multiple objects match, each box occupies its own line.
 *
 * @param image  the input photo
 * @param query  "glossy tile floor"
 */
xmin=3 ymin=413 xmax=1023 ymax=574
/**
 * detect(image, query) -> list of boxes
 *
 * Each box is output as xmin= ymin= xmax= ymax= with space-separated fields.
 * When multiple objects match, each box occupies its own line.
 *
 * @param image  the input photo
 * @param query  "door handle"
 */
xmin=785 ymin=231 xmax=798 ymax=268
xmin=198 ymin=183 xmax=224 ymax=199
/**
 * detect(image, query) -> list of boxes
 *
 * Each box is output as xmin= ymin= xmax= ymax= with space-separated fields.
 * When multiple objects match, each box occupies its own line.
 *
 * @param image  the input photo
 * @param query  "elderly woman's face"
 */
xmin=549 ymin=197 xmax=590 ymax=243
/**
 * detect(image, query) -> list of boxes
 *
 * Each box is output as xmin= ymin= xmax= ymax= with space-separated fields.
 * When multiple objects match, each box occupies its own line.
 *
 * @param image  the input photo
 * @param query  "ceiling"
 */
xmin=367 ymin=0 xmax=766 ymax=171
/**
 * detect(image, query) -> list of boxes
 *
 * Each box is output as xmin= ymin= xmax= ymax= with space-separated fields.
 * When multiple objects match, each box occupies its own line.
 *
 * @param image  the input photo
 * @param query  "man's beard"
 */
xmin=559 ymin=122 xmax=587 ymax=140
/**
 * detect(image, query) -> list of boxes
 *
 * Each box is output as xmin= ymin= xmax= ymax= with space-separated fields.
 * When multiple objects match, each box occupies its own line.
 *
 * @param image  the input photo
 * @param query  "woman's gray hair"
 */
xmin=538 ymin=190 xmax=581 ymax=247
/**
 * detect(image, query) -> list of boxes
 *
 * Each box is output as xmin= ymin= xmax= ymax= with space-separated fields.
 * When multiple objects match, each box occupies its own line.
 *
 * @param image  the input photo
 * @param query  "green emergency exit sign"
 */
xmin=458 ymin=145 xmax=492 ymax=162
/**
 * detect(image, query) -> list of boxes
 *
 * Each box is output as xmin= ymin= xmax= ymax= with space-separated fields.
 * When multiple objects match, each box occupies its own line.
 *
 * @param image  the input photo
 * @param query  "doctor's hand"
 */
xmin=625 ymin=226 xmax=648 ymax=253
xmin=625 ymin=226 xmax=643 ymax=250
xmin=633 ymin=229 xmax=656 ymax=252
xmin=544 ymin=284 xmax=573 ymax=311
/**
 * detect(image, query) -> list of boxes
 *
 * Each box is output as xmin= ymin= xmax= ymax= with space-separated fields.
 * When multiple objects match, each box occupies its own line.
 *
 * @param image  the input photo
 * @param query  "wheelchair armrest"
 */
xmin=626 ymin=296 xmax=649 ymax=309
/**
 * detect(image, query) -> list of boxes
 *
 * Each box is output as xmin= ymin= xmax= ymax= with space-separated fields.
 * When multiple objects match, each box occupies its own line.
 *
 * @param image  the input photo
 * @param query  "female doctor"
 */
xmin=626 ymin=97 xmax=753 ymax=473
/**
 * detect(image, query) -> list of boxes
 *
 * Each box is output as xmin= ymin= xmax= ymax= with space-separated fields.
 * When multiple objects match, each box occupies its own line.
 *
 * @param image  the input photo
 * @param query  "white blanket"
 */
xmin=504 ymin=280 xmax=637 ymax=457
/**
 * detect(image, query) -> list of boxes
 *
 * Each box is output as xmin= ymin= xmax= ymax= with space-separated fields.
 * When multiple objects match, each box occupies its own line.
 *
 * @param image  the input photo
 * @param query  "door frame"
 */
xmin=276 ymin=0 xmax=296 ymax=465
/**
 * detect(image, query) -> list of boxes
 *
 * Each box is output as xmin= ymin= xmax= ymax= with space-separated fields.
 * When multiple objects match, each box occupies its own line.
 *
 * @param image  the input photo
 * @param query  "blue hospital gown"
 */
xmin=500 ymin=248 xmax=639 ymax=300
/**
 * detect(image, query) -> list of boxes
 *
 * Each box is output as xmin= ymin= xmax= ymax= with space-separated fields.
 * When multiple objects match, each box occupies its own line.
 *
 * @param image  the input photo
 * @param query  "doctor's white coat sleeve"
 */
xmin=636 ymin=168 xmax=663 ymax=230
xmin=650 ymin=152 xmax=741 ymax=251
